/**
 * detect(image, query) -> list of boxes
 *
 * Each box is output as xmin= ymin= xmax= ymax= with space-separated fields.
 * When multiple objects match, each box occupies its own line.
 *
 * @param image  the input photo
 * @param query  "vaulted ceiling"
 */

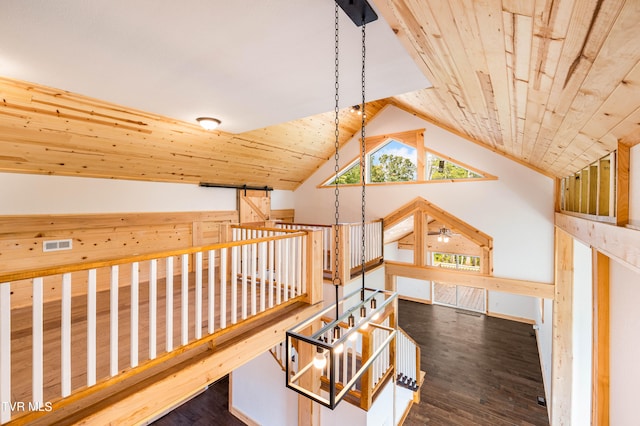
xmin=0 ymin=0 xmax=638 ymax=190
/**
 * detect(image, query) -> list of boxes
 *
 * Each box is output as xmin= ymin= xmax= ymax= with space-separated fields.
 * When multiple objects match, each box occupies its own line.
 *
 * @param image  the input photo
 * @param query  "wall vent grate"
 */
xmin=43 ymin=239 xmax=73 ymax=252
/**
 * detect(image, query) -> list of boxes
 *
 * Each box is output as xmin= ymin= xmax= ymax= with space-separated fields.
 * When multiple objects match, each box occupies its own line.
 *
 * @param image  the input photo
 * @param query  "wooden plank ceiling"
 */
xmin=1 ymin=0 xmax=639 ymax=190
xmin=377 ymin=0 xmax=640 ymax=177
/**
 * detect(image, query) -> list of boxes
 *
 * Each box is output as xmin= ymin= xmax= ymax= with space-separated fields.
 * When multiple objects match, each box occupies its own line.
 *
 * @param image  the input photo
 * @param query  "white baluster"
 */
xmin=250 ymin=243 xmax=257 ymax=315
xmin=276 ymin=239 xmax=282 ymax=305
xmin=166 ymin=257 xmax=174 ymax=352
xmin=131 ymin=262 xmax=139 ymax=367
xmin=230 ymin=245 xmax=237 ymax=324
xmin=149 ymin=259 xmax=157 ymax=359
xmin=239 ymin=245 xmax=246 ymax=321
xmin=283 ymin=238 xmax=290 ymax=301
xmin=195 ymin=252 xmax=202 ymax=340
xmin=220 ymin=248 xmax=227 ymax=329
xmin=208 ymin=250 xmax=215 ymax=334
xmin=300 ymin=236 xmax=306 ymax=295
xmin=181 ymin=254 xmax=189 ymax=346
xmin=0 ymin=282 xmax=12 ymax=423
xmin=109 ymin=267 xmax=119 ymax=377
xmin=32 ymin=277 xmax=43 ymax=406
xmin=87 ymin=269 xmax=97 ymax=386
xmin=351 ymin=340 xmax=357 ymax=390
xmin=342 ymin=342 xmax=348 ymax=385
xmin=268 ymin=239 xmax=274 ymax=308
xmin=61 ymin=273 xmax=72 ymax=395
xmin=259 ymin=241 xmax=267 ymax=312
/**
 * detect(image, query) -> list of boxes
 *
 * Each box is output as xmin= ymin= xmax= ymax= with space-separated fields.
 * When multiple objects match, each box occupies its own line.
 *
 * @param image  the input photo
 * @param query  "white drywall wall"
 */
xmin=384 ymin=242 xmax=430 ymax=301
xmin=488 ymin=292 xmax=537 ymax=321
xmin=294 ymin=106 xmax=555 ymax=287
xmin=610 ymin=258 xmax=640 ymax=426
xmin=630 ymin=145 xmax=639 ymax=227
xmin=0 ymin=172 xmax=294 ymax=214
xmin=571 ymin=239 xmax=593 ymax=426
xmin=230 ymin=351 xmax=298 ymax=426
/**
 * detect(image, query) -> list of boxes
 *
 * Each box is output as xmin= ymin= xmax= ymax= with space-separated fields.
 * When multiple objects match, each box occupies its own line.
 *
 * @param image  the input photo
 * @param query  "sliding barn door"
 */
xmin=238 ymin=189 xmax=271 ymax=225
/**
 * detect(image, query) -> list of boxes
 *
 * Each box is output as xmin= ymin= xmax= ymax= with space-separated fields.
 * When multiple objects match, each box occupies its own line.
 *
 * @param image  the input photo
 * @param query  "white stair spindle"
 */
xmin=149 ymin=259 xmax=157 ymax=359
xmin=283 ymin=238 xmax=290 ymax=301
xmin=208 ymin=250 xmax=215 ymax=334
xmin=239 ymin=245 xmax=246 ymax=321
xmin=0 ymin=282 xmax=11 ymax=423
xmin=87 ymin=269 xmax=97 ymax=386
xmin=259 ymin=241 xmax=266 ymax=312
xmin=268 ymin=239 xmax=274 ymax=308
xmin=220 ymin=248 xmax=227 ymax=329
xmin=32 ymin=277 xmax=44 ymax=406
xmin=166 ymin=257 xmax=174 ymax=352
xmin=61 ymin=273 xmax=72 ymax=395
xmin=131 ymin=262 xmax=139 ymax=367
xmin=195 ymin=252 xmax=202 ymax=340
xmin=181 ymin=254 xmax=189 ymax=346
xmin=276 ymin=239 xmax=282 ymax=305
xmin=250 ymin=243 xmax=257 ymax=315
xmin=300 ymin=236 xmax=306 ymax=295
xmin=110 ymin=266 xmax=119 ymax=377
xmin=231 ymin=246 xmax=239 ymax=324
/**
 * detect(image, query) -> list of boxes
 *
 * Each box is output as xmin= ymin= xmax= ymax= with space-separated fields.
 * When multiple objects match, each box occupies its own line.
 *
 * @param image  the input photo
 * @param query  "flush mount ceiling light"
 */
xmin=196 ymin=117 xmax=221 ymax=130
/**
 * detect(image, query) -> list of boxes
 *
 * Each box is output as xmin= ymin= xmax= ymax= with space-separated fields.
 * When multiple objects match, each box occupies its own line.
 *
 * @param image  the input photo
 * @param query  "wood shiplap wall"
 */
xmin=0 ymin=211 xmax=235 ymax=308
xmin=0 ymin=208 xmax=296 ymax=308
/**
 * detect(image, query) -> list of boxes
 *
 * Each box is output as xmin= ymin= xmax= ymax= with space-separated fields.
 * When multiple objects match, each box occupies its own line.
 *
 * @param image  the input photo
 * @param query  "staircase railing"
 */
xmin=396 ymin=327 xmax=420 ymax=391
xmin=0 ymin=225 xmax=319 ymax=425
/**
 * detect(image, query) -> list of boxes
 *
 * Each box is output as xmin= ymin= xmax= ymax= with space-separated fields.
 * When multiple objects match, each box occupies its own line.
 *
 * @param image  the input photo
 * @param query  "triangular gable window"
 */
xmin=425 ymin=149 xmax=488 ymax=181
xmin=369 ymin=139 xmax=417 ymax=183
xmin=319 ymin=129 xmax=496 ymax=188
xmin=326 ymin=160 xmax=361 ymax=185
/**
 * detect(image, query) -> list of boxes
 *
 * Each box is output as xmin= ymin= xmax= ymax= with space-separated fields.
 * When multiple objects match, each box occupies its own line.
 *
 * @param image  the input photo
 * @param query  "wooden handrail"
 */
xmin=231 ymin=224 xmax=302 ymax=233
xmin=0 ymin=229 xmax=308 ymax=283
xmin=276 ymin=222 xmax=332 ymax=229
xmin=398 ymin=326 xmax=419 ymax=349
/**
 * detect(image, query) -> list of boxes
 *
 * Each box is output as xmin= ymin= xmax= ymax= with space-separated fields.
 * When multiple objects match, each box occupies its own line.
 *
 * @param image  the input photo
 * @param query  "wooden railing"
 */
xmin=349 ymin=220 xmax=384 ymax=272
xmin=274 ymin=223 xmax=332 ymax=272
xmin=276 ymin=220 xmax=383 ymax=283
xmin=0 ymin=225 xmax=319 ymax=425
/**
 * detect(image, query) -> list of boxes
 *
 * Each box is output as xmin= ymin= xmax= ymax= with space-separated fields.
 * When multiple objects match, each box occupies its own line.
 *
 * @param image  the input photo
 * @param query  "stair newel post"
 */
xmin=304 ymin=230 xmax=324 ymax=305
xmin=360 ymin=329 xmax=373 ymax=410
xmin=298 ymin=321 xmax=322 ymax=426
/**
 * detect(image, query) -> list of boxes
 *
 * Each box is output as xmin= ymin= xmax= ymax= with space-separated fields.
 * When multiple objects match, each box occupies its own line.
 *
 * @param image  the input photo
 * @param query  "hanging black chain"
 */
xmin=333 ymin=3 xmax=342 ymax=320
xmin=360 ymin=23 xmax=367 ymax=297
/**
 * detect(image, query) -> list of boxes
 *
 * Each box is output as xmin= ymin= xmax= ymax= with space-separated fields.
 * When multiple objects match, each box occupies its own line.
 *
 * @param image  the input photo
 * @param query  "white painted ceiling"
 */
xmin=0 ymin=0 xmax=430 ymax=133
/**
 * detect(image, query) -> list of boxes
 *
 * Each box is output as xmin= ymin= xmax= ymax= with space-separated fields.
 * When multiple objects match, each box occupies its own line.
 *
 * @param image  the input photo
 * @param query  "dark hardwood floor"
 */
xmin=152 ymin=375 xmax=244 ymax=426
xmin=399 ymin=300 xmax=549 ymax=426
xmin=152 ymin=300 xmax=549 ymax=426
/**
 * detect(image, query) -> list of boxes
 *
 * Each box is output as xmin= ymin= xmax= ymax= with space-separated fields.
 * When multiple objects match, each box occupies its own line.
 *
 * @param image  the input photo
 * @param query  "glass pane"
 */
xmin=369 ymin=140 xmax=416 ymax=183
xmin=325 ymin=162 xmax=361 ymax=185
xmin=426 ymin=152 xmax=483 ymax=180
